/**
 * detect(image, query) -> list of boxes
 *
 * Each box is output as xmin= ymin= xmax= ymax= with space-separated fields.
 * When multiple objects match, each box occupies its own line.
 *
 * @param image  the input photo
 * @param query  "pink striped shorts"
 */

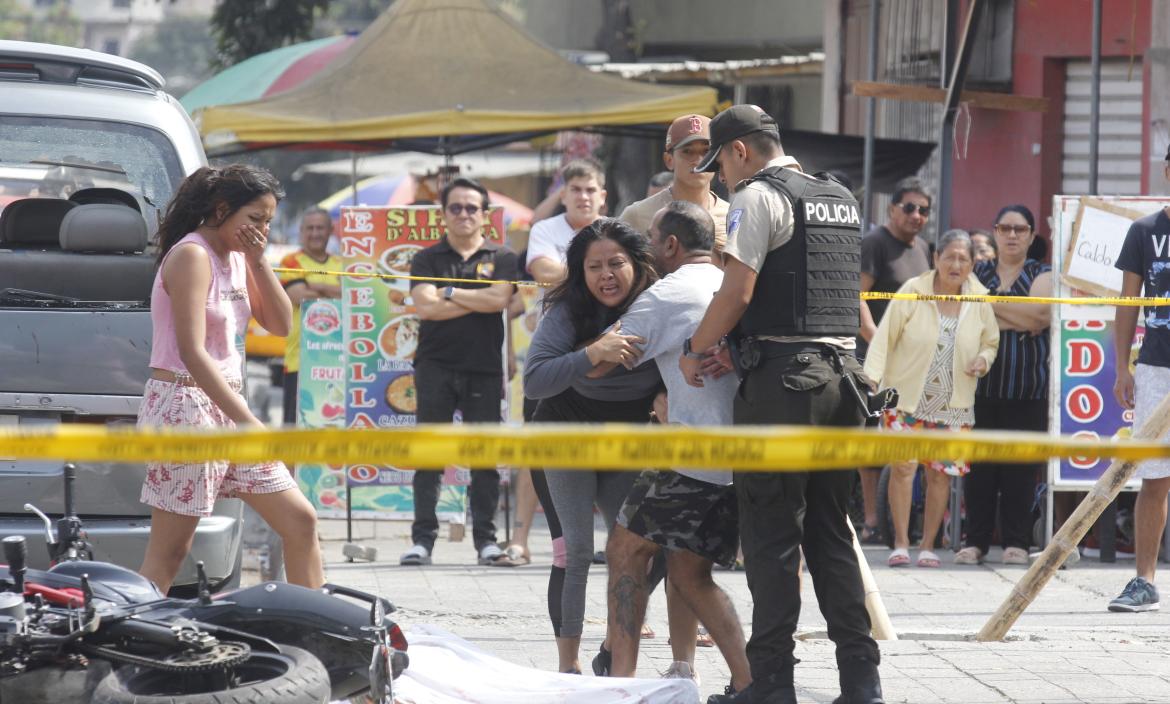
xmin=138 ymin=377 xmax=295 ymax=517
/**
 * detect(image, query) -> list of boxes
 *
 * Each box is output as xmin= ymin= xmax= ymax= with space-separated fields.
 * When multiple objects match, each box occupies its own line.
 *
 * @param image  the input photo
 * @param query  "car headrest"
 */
xmin=59 ymin=204 xmax=148 ymax=253
xmin=0 ymin=198 xmax=77 ymax=247
xmin=69 ymin=187 xmax=142 ymax=213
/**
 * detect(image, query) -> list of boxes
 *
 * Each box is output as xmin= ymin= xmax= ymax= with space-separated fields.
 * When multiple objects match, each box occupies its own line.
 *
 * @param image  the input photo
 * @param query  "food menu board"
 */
xmin=335 ymin=205 xmax=507 ymax=518
xmin=1050 ymin=195 xmax=1167 ymax=487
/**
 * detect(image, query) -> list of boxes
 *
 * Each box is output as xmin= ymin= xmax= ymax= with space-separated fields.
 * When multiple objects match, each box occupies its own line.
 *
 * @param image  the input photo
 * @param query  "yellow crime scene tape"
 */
xmin=861 ymin=291 xmax=1170 ymax=306
xmin=275 ymin=267 xmax=1170 ymax=307
xmin=0 ymin=424 xmax=1162 ymax=471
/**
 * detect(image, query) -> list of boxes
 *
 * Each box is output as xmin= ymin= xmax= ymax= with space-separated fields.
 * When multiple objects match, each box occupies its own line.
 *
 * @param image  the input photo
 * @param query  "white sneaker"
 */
xmin=399 ymin=544 xmax=431 ymax=566
xmin=662 ymin=660 xmax=700 ymax=687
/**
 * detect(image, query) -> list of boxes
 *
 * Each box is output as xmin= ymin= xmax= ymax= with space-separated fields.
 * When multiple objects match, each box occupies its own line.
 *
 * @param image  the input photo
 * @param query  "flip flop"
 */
xmin=916 ymin=550 xmax=941 ymax=568
xmin=887 ymin=548 xmax=910 ymax=567
xmin=641 ymin=623 xmax=655 ymax=639
xmin=668 ymin=627 xmax=715 ymax=648
xmin=478 ymin=544 xmax=521 ymax=567
xmin=502 ymin=544 xmax=531 ymax=566
xmin=859 ymin=524 xmax=884 ymax=545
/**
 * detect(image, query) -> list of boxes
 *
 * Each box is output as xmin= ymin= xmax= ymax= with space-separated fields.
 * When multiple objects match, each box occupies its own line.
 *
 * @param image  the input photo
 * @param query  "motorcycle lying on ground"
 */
xmin=0 ymin=464 xmax=408 ymax=703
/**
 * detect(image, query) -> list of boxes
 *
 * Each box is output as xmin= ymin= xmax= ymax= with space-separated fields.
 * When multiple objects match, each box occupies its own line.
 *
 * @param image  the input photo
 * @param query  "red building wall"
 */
xmin=950 ymin=0 xmax=1151 ymax=240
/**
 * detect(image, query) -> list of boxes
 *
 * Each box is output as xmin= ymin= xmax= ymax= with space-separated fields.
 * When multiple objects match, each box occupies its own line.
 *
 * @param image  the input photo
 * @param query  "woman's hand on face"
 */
xmin=965 ymin=356 xmax=989 ymax=378
xmin=585 ymin=321 xmax=645 ymax=368
xmin=235 ymin=223 xmax=268 ymax=264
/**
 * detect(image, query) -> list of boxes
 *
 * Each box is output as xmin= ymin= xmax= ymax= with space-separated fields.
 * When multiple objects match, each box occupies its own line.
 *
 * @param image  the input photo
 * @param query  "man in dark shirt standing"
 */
xmin=858 ymin=177 xmax=933 ymax=348
xmin=855 ymin=177 xmax=933 ymax=544
xmin=1108 ymin=148 xmax=1170 ymax=612
xmin=400 ymin=177 xmax=520 ymax=567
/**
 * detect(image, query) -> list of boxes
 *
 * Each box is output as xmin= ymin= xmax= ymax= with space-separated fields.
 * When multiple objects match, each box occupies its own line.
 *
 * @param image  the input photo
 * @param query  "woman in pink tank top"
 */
xmin=138 ymin=165 xmax=324 ymax=593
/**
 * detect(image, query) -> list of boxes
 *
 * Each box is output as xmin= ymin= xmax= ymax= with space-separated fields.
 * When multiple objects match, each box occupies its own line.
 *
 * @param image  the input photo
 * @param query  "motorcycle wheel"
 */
xmin=90 ymin=644 xmax=330 ymax=704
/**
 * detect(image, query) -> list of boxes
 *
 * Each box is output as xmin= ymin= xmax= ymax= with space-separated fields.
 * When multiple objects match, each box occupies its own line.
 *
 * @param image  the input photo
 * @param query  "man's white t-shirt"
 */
xmin=526 ymin=213 xmax=577 ymax=314
xmin=526 ymin=213 xmax=576 ymax=274
xmin=619 ymin=262 xmax=736 ymax=485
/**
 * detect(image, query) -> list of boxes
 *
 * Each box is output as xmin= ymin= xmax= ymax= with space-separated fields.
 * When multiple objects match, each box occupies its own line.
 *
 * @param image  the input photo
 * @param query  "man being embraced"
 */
xmin=595 ymin=201 xmax=751 ymax=695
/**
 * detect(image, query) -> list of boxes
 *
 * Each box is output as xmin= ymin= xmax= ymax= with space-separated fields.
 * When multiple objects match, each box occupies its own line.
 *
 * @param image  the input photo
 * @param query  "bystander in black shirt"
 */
xmin=410 ymin=238 xmax=519 ymax=375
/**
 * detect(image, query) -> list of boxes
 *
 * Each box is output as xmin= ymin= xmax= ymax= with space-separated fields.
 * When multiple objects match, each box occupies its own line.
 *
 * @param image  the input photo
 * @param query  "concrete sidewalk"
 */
xmin=246 ymin=515 xmax=1170 ymax=703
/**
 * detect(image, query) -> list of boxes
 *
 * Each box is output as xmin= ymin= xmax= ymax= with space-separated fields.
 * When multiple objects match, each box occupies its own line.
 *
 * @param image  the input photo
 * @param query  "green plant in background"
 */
xmin=0 ymin=0 xmax=81 ymax=46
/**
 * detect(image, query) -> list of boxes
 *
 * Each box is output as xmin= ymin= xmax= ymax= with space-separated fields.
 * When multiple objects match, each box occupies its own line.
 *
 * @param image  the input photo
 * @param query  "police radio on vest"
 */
xmin=805 ymin=200 xmax=861 ymax=226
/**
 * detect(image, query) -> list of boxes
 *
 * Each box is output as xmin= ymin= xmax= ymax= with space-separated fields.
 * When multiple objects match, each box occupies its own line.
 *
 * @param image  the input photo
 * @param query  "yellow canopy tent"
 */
xmin=196 ymin=0 xmax=718 ymax=153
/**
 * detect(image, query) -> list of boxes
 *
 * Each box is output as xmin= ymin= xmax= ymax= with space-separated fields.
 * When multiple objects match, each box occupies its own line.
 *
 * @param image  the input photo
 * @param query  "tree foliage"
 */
xmin=210 ymin=0 xmax=331 ymax=69
xmin=0 ymin=0 xmax=82 ymax=47
xmin=129 ymin=15 xmax=216 ymax=98
xmin=315 ymin=0 xmax=394 ymax=35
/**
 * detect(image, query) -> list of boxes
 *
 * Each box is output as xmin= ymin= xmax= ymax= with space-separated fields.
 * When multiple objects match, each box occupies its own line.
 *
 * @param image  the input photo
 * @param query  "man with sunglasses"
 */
xmin=855 ymin=178 xmax=933 ymax=546
xmin=401 ymin=177 xmax=520 ymax=568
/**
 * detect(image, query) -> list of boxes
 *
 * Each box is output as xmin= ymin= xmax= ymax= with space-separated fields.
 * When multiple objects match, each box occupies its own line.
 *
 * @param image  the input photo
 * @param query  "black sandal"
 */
xmin=859 ymin=524 xmax=884 ymax=545
xmin=591 ymin=643 xmax=611 ymax=676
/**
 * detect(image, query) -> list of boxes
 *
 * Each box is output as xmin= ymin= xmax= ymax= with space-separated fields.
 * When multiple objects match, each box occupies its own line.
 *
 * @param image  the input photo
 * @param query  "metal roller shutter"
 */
xmin=1061 ymin=58 xmax=1144 ymax=195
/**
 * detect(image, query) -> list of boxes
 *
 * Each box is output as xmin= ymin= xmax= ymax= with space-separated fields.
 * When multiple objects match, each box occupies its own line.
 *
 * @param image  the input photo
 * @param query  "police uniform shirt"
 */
xmin=722 ymin=155 xmax=855 ymax=349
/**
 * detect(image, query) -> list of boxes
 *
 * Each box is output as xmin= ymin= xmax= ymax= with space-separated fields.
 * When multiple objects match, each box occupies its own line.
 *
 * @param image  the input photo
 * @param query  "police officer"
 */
xmin=680 ymin=105 xmax=883 ymax=704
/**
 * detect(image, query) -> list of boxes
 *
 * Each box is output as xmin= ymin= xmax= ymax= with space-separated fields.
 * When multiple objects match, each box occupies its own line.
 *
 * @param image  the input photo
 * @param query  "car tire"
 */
xmin=90 ymin=644 xmax=330 ymax=704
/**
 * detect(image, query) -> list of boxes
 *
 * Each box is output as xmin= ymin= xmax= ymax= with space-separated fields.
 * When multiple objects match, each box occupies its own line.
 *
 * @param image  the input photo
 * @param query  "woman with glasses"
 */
xmin=864 ymin=229 xmax=999 ymax=569
xmin=956 ymin=205 xmax=1053 ymax=565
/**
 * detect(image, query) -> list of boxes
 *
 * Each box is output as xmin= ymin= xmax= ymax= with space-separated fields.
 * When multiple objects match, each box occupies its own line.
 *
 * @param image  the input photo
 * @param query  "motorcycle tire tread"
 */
xmin=89 ymin=644 xmax=331 ymax=704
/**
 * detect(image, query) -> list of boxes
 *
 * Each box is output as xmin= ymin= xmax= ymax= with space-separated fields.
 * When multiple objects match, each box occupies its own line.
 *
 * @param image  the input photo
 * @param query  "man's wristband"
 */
xmin=443 ymin=285 xmax=455 ymax=301
xmin=682 ymin=337 xmax=705 ymax=360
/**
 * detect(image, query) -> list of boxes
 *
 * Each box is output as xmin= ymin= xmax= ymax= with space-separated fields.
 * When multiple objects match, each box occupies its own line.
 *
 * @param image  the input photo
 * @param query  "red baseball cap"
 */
xmin=664 ymin=114 xmax=711 ymax=153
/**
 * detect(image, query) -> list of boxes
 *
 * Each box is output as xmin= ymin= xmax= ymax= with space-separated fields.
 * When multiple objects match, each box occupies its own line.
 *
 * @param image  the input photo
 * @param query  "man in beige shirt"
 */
xmin=619 ymin=114 xmax=730 ymax=253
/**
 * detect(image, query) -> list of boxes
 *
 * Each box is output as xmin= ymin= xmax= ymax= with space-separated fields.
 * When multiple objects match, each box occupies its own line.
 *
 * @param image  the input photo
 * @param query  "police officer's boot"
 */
xmin=832 ymin=657 xmax=884 ymax=704
xmin=705 ymin=668 xmax=797 ymax=704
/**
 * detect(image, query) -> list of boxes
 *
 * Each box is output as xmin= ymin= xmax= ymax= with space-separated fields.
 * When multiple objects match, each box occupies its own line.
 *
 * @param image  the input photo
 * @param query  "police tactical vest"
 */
xmin=738 ymin=167 xmax=862 ymax=338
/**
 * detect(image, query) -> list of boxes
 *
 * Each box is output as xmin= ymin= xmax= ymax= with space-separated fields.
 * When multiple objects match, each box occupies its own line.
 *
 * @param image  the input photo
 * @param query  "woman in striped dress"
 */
xmin=956 ymin=205 xmax=1053 ymax=566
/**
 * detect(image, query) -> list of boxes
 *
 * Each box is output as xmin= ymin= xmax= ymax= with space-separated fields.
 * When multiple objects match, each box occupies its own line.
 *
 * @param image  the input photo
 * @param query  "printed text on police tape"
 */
xmin=0 ymin=425 xmax=1163 ymax=471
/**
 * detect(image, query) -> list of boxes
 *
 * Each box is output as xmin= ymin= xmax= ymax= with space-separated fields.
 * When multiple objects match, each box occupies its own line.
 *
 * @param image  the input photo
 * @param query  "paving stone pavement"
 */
xmin=244 ymin=515 xmax=1170 ymax=703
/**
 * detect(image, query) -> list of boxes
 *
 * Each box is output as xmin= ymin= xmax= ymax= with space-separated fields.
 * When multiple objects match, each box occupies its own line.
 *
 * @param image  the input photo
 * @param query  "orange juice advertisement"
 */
xmin=332 ymin=205 xmax=506 ymax=518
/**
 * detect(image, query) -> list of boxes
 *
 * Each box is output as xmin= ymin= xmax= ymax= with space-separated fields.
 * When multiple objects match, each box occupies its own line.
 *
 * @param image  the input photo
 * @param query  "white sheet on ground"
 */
xmin=391 ymin=624 xmax=700 ymax=704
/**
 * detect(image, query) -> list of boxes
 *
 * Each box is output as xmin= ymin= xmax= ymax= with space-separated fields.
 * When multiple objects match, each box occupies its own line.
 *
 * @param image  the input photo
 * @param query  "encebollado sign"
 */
xmin=334 ymin=205 xmax=507 ymax=518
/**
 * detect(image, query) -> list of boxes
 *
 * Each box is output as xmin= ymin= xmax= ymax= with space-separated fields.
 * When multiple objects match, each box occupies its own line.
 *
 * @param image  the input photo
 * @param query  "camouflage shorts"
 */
xmin=617 ymin=470 xmax=739 ymax=567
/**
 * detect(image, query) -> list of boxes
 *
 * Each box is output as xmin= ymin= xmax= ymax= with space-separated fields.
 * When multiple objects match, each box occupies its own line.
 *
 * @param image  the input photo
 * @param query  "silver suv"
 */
xmin=0 ymin=41 xmax=242 ymax=592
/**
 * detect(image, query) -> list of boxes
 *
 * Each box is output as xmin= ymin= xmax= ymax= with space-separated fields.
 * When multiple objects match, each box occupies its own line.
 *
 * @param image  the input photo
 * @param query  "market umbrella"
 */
xmin=318 ymin=174 xmax=533 ymax=231
xmin=196 ymin=0 xmax=717 ymax=154
xmin=180 ymin=34 xmax=358 ymax=114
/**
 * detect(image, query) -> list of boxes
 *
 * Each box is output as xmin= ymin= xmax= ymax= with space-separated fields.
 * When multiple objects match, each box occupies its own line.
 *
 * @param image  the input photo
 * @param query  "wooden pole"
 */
xmin=846 ymin=519 xmax=898 ymax=641
xmin=976 ymin=391 xmax=1170 ymax=641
